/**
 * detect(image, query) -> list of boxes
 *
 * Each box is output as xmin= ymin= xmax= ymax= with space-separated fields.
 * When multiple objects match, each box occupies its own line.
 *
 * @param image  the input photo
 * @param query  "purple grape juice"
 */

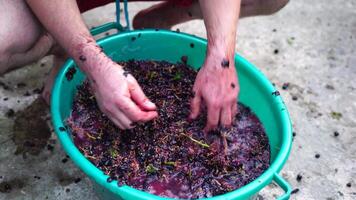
xmin=67 ymin=60 xmax=270 ymax=199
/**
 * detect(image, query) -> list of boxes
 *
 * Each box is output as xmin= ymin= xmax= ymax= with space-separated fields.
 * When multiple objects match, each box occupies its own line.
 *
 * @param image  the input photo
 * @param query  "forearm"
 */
xmin=25 ymin=0 xmax=108 ymax=79
xmin=199 ymin=0 xmax=241 ymax=63
xmin=26 ymin=1 xmax=158 ymax=128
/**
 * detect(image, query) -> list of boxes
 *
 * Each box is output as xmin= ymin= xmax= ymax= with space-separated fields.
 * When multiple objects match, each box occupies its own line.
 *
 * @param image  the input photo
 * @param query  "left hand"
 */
xmin=189 ymin=53 xmax=239 ymax=132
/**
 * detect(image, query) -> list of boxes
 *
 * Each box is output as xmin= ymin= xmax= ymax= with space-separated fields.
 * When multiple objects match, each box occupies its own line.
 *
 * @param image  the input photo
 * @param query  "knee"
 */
xmin=0 ymin=50 xmax=10 ymax=75
xmin=262 ymin=0 xmax=290 ymax=15
xmin=132 ymin=11 xmax=146 ymax=29
xmin=0 ymin=32 xmax=11 ymax=73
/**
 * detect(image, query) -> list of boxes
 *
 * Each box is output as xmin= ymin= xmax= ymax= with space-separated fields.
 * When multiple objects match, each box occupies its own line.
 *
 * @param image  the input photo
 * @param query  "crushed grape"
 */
xmin=67 ymin=60 xmax=270 ymax=199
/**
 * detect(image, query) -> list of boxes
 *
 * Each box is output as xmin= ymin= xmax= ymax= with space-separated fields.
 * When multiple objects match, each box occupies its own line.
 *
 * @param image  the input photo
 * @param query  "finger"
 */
xmin=109 ymin=108 xmax=134 ymax=129
xmin=117 ymin=97 xmax=158 ymax=122
xmin=96 ymin=102 xmax=126 ymax=130
xmin=129 ymin=81 xmax=156 ymax=111
xmin=108 ymin=115 xmax=125 ymax=130
xmin=204 ymin=103 xmax=220 ymax=132
xmin=231 ymin=103 xmax=238 ymax=121
xmin=220 ymin=106 xmax=232 ymax=127
xmin=189 ymin=91 xmax=201 ymax=119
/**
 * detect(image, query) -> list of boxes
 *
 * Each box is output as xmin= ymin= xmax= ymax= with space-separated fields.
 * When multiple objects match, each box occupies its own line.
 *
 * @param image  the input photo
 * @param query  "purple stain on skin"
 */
xmin=221 ymin=59 xmax=230 ymax=68
xmin=79 ymin=55 xmax=86 ymax=62
xmin=123 ymin=71 xmax=129 ymax=77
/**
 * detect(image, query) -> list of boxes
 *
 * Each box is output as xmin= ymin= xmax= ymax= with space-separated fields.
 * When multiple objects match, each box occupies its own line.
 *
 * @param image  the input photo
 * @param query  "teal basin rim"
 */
xmin=51 ymin=29 xmax=292 ymax=200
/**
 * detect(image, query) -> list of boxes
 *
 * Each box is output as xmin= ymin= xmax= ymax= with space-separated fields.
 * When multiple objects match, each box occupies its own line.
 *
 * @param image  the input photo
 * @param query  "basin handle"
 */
xmin=89 ymin=0 xmax=130 ymax=37
xmin=274 ymin=172 xmax=292 ymax=200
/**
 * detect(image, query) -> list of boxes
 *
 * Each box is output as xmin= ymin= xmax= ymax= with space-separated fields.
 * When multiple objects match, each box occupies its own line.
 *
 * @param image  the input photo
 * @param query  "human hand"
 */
xmin=189 ymin=53 xmax=239 ymax=132
xmin=86 ymin=59 xmax=158 ymax=129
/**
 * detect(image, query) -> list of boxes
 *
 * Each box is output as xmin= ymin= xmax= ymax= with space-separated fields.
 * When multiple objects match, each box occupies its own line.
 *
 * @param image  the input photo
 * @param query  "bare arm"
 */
xmin=25 ymin=1 xmax=92 ymax=68
xmin=200 ymin=0 xmax=240 ymax=60
xmin=26 ymin=0 xmax=157 ymax=129
xmin=190 ymin=0 xmax=241 ymax=131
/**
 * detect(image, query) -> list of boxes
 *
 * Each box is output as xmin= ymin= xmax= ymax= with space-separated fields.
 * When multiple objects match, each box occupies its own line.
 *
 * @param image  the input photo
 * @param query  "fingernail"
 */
xmin=222 ymin=124 xmax=232 ymax=129
xmin=145 ymin=101 xmax=156 ymax=108
xmin=153 ymin=111 xmax=159 ymax=117
xmin=147 ymin=111 xmax=158 ymax=119
xmin=188 ymin=114 xmax=196 ymax=120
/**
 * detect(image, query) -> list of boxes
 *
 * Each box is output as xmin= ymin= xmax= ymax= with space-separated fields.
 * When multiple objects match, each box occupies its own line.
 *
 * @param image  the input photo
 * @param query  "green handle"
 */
xmin=89 ymin=0 xmax=130 ymax=36
xmin=90 ymin=22 xmax=119 ymax=36
xmin=273 ymin=173 xmax=291 ymax=200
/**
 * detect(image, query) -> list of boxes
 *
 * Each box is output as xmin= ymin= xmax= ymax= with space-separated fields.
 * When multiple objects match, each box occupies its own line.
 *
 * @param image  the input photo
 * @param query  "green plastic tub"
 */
xmin=51 ymin=29 xmax=292 ymax=200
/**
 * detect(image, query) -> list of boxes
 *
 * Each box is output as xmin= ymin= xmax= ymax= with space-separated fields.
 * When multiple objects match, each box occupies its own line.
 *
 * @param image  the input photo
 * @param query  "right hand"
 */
xmin=89 ymin=61 xmax=158 ymax=130
xmin=189 ymin=53 xmax=239 ymax=132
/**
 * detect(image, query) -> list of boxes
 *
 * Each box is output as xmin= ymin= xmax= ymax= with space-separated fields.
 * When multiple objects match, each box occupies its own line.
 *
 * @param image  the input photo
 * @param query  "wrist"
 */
xmin=206 ymin=39 xmax=235 ymax=68
xmin=69 ymin=34 xmax=115 ymax=79
xmin=207 ymin=34 xmax=235 ymax=56
xmin=205 ymin=43 xmax=235 ymax=71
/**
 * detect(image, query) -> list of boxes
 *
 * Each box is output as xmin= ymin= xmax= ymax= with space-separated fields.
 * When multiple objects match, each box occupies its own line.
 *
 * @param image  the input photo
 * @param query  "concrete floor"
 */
xmin=0 ymin=0 xmax=355 ymax=199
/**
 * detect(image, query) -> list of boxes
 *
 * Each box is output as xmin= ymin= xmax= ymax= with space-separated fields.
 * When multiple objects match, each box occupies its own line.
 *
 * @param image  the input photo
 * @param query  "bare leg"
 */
xmin=133 ymin=1 xmax=202 ymax=29
xmin=0 ymin=0 xmax=55 ymax=74
xmin=132 ymin=0 xmax=290 ymax=29
xmin=0 ymin=0 xmax=290 ymax=105
xmin=42 ymin=53 xmax=67 ymax=104
xmin=240 ymin=0 xmax=290 ymax=17
xmin=0 ymin=0 xmax=67 ymax=104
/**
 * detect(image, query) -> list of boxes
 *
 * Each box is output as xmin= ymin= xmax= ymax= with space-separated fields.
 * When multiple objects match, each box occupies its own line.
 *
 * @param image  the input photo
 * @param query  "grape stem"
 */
xmin=180 ymin=132 xmax=210 ymax=148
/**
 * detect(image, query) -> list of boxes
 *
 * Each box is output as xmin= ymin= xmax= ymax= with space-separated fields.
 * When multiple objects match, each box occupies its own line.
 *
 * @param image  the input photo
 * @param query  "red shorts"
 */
xmin=77 ymin=0 xmax=194 ymax=13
